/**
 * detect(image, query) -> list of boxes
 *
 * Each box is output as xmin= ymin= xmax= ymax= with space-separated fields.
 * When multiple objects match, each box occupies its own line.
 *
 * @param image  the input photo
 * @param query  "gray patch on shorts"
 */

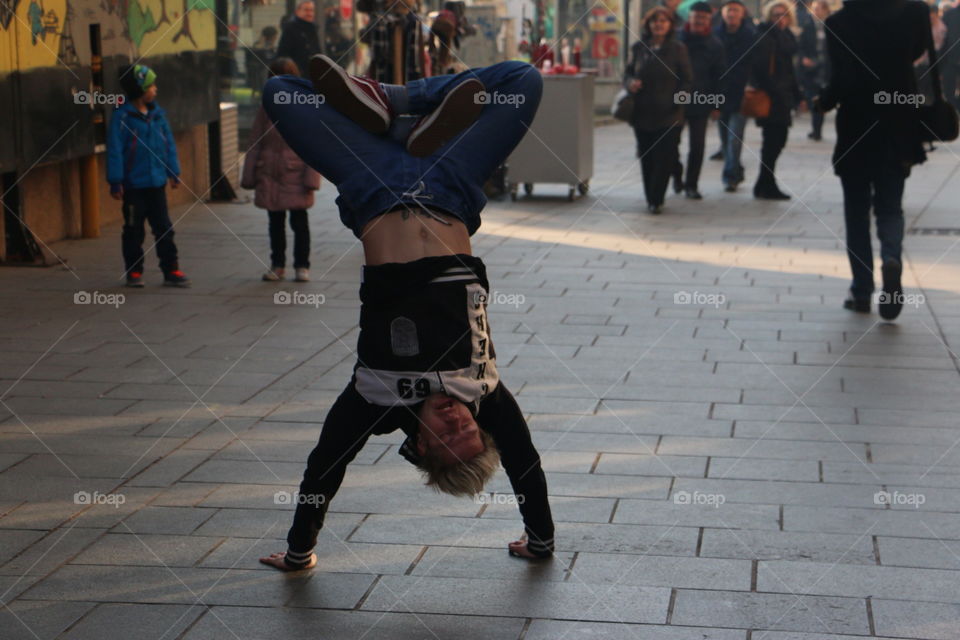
xmin=390 ymin=316 xmax=420 ymax=356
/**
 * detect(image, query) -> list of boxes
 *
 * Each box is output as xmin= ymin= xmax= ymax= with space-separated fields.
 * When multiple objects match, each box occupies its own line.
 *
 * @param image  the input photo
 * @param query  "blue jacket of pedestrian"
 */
xmin=713 ymin=19 xmax=757 ymax=113
xmin=107 ymin=101 xmax=180 ymax=192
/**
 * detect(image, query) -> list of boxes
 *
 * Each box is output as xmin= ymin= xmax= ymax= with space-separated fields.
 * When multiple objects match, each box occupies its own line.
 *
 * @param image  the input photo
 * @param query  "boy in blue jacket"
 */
xmin=108 ymin=64 xmax=190 ymax=287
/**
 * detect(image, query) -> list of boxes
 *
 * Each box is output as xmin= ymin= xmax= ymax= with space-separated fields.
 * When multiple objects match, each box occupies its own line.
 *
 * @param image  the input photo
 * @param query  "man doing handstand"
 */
xmin=257 ymin=55 xmax=554 ymax=571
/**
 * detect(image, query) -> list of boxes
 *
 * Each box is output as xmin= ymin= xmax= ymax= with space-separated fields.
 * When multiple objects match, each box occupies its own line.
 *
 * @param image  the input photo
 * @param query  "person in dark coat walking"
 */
xmin=625 ymin=7 xmax=694 ymax=214
xmin=242 ymin=58 xmax=322 ymax=283
xmin=678 ymin=2 xmax=726 ymax=199
xmin=943 ymin=3 xmax=960 ymax=107
xmin=797 ymin=0 xmax=831 ymax=140
xmin=751 ymin=0 xmax=804 ymax=200
xmin=277 ymin=1 xmax=322 ymax=79
xmin=816 ymin=0 xmax=931 ymax=320
xmin=714 ymin=0 xmax=756 ymax=191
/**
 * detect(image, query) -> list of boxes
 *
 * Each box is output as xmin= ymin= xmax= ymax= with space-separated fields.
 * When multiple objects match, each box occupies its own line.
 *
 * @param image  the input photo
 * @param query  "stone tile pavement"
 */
xmin=2 ymin=115 xmax=960 ymax=639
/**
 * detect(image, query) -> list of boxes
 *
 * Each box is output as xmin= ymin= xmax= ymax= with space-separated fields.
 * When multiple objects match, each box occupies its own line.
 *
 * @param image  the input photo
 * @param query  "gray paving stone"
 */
xmin=822 ymin=461 xmax=960 ymax=489
xmin=61 ymin=603 xmax=204 ymax=640
xmin=595 ymin=453 xmax=708 ymax=477
xmin=182 ymin=459 xmax=303 ymax=484
xmin=360 ymin=574 xmax=670 ymax=623
xmin=671 ymin=590 xmax=869 ymax=635
xmin=524 ymin=620 xmax=747 ymax=640
xmin=877 ymin=536 xmax=960 ymax=570
xmin=351 ymin=515 xmax=699 ymax=556
xmin=71 ymin=533 xmax=222 ymax=567
xmin=533 ymin=431 xmax=660 ymax=454
xmin=114 ymin=506 xmax=218 ymax=535
xmin=707 ymin=457 xmax=820 ymax=482
xmin=753 ymin=634 xmax=900 ymax=640
xmin=660 ymin=436 xmax=867 ymax=462
xmin=614 ymin=499 xmax=779 ymax=530
xmin=481 ymin=494 xmax=616 ymax=524
xmin=672 ymin=478 xmax=879 ymax=508
xmin=411 ymin=546 xmax=572 ymax=580
xmin=872 ymin=599 xmax=960 ymax=639
xmin=190 ymin=508 xmax=361 ymax=540
xmin=20 ymin=564 xmax=345 ymax=607
xmin=0 ymin=529 xmax=45 ymax=566
xmin=699 ymin=529 xmax=877 ymax=564
xmin=0 ymin=526 xmax=105 ymax=576
xmin=571 ymin=553 xmax=752 ymax=591
xmin=759 ymin=559 xmax=960 ymax=603
xmin=544 ymin=472 xmax=671 ymax=500
xmin=0 ymin=600 xmax=94 ymax=640
xmin=784 ymin=504 xmax=960 ymax=538
xmin=182 ymin=606 xmax=526 ymax=640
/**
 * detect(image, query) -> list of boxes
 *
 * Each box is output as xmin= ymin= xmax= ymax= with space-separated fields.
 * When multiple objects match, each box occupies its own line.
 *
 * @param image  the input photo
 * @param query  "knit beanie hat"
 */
xmin=119 ymin=64 xmax=157 ymax=99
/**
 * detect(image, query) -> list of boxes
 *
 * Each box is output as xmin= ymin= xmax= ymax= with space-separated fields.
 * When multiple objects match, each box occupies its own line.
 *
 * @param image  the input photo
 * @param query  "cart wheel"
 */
xmin=568 ymin=187 xmax=576 ymax=201
xmin=523 ymin=183 xmax=533 ymax=195
xmin=578 ymin=181 xmax=589 ymax=195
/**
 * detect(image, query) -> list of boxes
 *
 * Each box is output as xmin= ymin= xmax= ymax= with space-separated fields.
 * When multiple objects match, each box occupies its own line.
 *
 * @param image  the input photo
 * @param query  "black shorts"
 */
xmin=354 ymin=254 xmax=499 ymax=414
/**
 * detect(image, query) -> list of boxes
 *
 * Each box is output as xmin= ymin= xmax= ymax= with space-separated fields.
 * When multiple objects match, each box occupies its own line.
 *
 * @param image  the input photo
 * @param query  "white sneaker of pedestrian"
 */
xmin=263 ymin=267 xmax=284 ymax=281
xmin=295 ymin=268 xmax=310 ymax=282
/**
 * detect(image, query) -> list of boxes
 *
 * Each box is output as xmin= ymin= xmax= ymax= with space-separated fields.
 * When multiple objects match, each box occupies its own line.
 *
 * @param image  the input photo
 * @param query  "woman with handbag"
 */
xmin=748 ymin=0 xmax=804 ymax=200
xmin=817 ymin=0 xmax=948 ymax=320
xmin=624 ymin=7 xmax=693 ymax=214
xmin=242 ymin=57 xmax=322 ymax=282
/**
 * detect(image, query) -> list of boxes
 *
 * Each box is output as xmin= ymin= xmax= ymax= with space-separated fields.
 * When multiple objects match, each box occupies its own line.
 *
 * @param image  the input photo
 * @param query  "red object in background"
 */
xmin=341 ymin=0 xmax=352 ymax=20
xmin=591 ymin=32 xmax=618 ymax=59
xmin=532 ymin=43 xmax=554 ymax=68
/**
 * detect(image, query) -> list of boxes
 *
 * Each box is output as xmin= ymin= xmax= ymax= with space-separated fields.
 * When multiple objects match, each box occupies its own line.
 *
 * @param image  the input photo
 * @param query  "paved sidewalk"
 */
xmin=2 ymin=116 xmax=960 ymax=640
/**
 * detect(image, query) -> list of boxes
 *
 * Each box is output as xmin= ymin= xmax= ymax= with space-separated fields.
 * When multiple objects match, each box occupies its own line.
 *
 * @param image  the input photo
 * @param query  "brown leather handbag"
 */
xmin=741 ymin=49 xmax=775 ymax=119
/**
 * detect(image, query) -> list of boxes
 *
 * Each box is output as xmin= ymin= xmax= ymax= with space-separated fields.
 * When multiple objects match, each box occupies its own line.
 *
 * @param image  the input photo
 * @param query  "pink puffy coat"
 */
xmin=241 ymin=107 xmax=321 ymax=210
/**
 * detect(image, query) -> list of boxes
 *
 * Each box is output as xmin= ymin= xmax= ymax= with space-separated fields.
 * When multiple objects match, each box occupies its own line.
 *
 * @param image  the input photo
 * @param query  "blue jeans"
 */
xmin=840 ymin=165 xmax=906 ymax=300
xmin=261 ymin=61 xmax=543 ymax=238
xmin=718 ymin=111 xmax=746 ymax=186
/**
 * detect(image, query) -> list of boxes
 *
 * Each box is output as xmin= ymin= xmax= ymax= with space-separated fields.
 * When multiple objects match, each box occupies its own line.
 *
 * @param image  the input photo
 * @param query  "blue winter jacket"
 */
xmin=107 ymin=101 xmax=180 ymax=191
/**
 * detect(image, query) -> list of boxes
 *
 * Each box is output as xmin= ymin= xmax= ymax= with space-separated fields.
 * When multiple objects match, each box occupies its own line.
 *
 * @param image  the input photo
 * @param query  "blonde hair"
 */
xmin=417 ymin=430 xmax=500 ymax=497
xmin=762 ymin=0 xmax=795 ymax=25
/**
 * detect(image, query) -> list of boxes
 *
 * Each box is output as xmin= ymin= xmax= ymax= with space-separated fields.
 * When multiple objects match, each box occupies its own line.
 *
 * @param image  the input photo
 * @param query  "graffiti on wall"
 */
xmin=0 ymin=0 xmax=216 ymax=73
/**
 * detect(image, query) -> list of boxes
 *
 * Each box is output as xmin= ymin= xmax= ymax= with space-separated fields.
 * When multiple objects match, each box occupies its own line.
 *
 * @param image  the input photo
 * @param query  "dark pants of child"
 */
xmin=268 ymin=209 xmax=310 ymax=269
xmin=121 ymin=186 xmax=179 ymax=275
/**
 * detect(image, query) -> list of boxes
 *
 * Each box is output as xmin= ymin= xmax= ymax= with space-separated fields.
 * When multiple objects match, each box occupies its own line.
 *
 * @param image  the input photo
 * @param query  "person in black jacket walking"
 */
xmin=751 ymin=0 xmax=804 ymax=200
xmin=714 ymin=0 xmax=756 ymax=191
xmin=941 ymin=2 xmax=960 ymax=108
xmin=625 ymin=7 xmax=694 ymax=214
xmin=797 ymin=0 xmax=831 ymax=140
xmin=678 ymin=2 xmax=726 ymax=199
xmin=277 ymin=1 xmax=322 ymax=78
xmin=816 ymin=0 xmax=931 ymax=320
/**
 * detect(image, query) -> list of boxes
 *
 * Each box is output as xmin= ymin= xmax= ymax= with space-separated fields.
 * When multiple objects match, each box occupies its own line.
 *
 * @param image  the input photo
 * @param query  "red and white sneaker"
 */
xmin=406 ymin=78 xmax=486 ymax=158
xmin=309 ymin=54 xmax=393 ymax=134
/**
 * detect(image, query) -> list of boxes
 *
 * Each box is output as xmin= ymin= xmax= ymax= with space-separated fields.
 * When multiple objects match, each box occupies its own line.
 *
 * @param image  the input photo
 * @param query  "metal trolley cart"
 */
xmin=507 ymin=73 xmax=594 ymax=201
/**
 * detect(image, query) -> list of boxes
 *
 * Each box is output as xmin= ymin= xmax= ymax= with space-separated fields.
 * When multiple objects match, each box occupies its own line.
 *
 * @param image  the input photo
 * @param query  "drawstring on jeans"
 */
xmin=400 ymin=181 xmax=452 ymax=225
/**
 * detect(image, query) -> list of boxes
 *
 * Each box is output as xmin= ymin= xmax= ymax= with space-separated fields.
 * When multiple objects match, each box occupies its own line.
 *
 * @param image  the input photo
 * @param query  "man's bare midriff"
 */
xmin=360 ymin=208 xmax=472 ymax=265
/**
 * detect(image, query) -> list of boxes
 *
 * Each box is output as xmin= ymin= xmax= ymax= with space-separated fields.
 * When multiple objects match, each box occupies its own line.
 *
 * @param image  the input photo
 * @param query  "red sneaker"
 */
xmin=406 ymin=78 xmax=486 ymax=158
xmin=163 ymin=270 xmax=191 ymax=288
xmin=308 ymin=54 xmax=393 ymax=134
xmin=126 ymin=272 xmax=145 ymax=288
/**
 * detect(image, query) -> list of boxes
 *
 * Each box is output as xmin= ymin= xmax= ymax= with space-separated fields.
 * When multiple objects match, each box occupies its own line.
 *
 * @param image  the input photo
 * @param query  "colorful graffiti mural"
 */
xmin=0 ymin=0 xmax=215 ymax=73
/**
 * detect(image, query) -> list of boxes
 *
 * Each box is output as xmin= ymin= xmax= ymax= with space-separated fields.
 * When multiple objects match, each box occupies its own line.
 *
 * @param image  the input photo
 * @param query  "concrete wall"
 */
xmin=15 ymin=124 xmax=209 ymax=256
